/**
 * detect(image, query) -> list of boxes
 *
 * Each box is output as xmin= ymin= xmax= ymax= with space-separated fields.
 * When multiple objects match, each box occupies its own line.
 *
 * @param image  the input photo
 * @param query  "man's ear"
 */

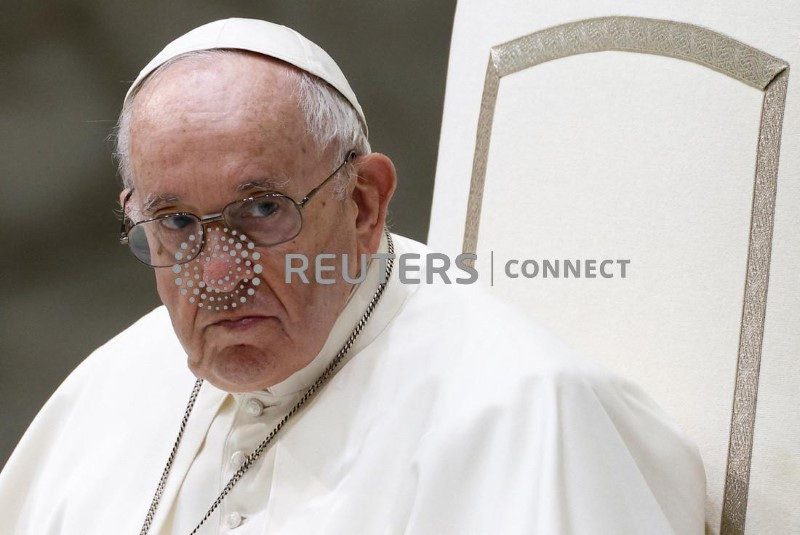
xmin=350 ymin=153 xmax=397 ymax=255
xmin=119 ymin=188 xmax=133 ymax=215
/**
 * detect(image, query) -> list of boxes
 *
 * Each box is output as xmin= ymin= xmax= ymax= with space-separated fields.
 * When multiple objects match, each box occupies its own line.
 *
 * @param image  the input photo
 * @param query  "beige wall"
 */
xmin=0 ymin=0 xmax=456 ymax=467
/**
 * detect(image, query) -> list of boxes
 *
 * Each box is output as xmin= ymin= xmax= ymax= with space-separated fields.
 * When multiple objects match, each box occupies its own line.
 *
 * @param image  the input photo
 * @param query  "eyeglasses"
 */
xmin=119 ymin=151 xmax=357 ymax=267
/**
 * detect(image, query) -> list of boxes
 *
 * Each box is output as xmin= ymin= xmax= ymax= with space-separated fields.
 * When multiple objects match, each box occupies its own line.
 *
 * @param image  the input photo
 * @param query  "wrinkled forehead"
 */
xmin=125 ymin=54 xmax=317 ymax=214
xmin=131 ymin=51 xmax=303 ymax=128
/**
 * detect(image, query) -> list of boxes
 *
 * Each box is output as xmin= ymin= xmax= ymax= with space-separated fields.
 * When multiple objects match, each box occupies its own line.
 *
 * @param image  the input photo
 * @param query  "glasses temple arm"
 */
xmin=298 ymin=150 xmax=357 ymax=207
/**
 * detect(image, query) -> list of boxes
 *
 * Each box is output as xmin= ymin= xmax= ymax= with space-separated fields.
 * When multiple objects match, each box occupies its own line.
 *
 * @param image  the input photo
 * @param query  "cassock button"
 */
xmin=225 ymin=511 xmax=243 ymax=529
xmin=230 ymin=450 xmax=247 ymax=469
xmin=244 ymin=398 xmax=264 ymax=417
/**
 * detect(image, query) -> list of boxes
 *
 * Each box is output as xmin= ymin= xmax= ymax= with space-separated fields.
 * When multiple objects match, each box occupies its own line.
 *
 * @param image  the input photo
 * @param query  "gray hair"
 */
xmin=113 ymin=50 xmax=370 ymax=197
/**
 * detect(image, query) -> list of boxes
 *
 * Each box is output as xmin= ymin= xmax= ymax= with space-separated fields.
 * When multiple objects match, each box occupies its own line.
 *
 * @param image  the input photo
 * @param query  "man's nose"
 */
xmin=198 ymin=227 xmax=248 ymax=293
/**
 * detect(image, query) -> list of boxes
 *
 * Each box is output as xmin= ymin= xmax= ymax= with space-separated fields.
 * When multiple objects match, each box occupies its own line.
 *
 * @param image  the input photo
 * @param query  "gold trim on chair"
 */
xmin=462 ymin=16 xmax=789 ymax=534
xmin=720 ymin=67 xmax=789 ymax=535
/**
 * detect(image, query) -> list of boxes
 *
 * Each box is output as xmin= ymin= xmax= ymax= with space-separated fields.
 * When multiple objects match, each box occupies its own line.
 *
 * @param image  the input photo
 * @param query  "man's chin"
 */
xmin=192 ymin=344 xmax=287 ymax=393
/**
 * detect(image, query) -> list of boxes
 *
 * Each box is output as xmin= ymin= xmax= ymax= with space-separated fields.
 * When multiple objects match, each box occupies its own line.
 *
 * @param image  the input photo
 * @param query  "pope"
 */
xmin=0 ymin=18 xmax=705 ymax=534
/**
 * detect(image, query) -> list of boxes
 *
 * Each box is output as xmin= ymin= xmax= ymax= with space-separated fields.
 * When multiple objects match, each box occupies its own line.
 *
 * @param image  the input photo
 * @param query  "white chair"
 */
xmin=428 ymin=2 xmax=798 ymax=533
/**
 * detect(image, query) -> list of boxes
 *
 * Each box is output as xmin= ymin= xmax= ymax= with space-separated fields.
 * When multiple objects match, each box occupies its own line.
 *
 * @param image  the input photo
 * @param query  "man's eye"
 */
xmin=160 ymin=215 xmax=195 ymax=230
xmin=244 ymin=200 xmax=280 ymax=218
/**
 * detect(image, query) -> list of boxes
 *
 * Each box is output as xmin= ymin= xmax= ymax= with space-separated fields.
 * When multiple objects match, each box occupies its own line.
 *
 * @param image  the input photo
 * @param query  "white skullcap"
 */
xmin=125 ymin=17 xmax=367 ymax=135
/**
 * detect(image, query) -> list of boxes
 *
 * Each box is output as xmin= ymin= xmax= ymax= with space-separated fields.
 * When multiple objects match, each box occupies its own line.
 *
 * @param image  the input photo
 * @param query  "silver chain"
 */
xmin=139 ymin=378 xmax=204 ymax=535
xmin=139 ymin=232 xmax=395 ymax=535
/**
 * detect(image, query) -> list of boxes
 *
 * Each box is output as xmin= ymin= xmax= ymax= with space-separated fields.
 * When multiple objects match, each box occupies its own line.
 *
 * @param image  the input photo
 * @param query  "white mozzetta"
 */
xmin=0 ymin=235 xmax=703 ymax=534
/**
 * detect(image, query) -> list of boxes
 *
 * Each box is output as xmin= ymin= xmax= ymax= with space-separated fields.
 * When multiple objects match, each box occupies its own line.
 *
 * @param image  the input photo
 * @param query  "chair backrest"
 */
xmin=427 ymin=1 xmax=799 ymax=533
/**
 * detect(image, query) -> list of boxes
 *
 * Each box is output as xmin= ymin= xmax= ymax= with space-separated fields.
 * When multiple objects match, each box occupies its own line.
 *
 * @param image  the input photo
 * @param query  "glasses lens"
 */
xmin=127 ymin=214 xmax=203 ymax=267
xmin=225 ymin=195 xmax=302 ymax=246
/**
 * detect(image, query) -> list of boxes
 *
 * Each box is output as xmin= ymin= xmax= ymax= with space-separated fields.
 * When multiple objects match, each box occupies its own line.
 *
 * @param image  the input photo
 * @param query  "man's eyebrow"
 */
xmin=142 ymin=193 xmax=181 ymax=216
xmin=236 ymin=177 xmax=290 ymax=194
xmin=139 ymin=177 xmax=290 ymax=216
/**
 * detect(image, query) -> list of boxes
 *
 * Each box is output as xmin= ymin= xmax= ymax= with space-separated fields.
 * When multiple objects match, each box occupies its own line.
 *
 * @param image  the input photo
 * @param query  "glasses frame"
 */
xmin=119 ymin=150 xmax=357 ymax=266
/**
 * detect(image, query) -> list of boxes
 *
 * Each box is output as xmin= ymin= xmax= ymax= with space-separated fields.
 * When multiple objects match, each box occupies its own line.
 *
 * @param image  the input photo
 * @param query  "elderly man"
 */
xmin=0 ymin=18 xmax=705 ymax=535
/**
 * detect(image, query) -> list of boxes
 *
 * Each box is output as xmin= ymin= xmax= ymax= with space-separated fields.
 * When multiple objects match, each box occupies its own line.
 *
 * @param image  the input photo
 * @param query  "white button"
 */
xmin=244 ymin=398 xmax=264 ymax=416
xmin=225 ymin=511 xmax=243 ymax=528
xmin=230 ymin=450 xmax=247 ymax=469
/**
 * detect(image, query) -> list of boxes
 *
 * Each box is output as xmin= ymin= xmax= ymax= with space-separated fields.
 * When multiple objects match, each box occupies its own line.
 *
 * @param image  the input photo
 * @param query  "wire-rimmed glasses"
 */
xmin=119 ymin=151 xmax=357 ymax=267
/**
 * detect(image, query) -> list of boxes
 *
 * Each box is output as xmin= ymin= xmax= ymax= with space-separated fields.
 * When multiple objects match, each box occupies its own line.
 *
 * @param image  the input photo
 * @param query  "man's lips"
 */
xmin=209 ymin=315 xmax=270 ymax=330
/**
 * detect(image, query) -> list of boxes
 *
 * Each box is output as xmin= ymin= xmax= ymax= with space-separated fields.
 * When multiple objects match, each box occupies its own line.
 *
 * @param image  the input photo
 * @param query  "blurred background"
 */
xmin=0 ymin=0 xmax=457 ymax=467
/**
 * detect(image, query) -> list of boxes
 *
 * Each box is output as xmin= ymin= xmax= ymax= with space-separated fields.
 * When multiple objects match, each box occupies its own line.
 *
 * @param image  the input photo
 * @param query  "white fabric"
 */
xmin=126 ymin=18 xmax=367 ymax=135
xmin=0 ymin=234 xmax=705 ymax=534
xmin=427 ymin=1 xmax=800 ymax=532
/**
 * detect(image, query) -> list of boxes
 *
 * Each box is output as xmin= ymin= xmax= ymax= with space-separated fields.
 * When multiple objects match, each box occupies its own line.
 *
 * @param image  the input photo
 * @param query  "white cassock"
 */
xmin=0 ymin=233 xmax=705 ymax=534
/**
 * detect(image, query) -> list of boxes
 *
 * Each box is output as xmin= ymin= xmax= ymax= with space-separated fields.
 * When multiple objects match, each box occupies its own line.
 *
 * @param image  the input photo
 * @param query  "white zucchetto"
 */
xmin=125 ymin=17 xmax=367 ymax=135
